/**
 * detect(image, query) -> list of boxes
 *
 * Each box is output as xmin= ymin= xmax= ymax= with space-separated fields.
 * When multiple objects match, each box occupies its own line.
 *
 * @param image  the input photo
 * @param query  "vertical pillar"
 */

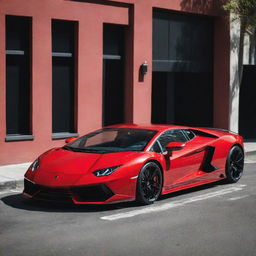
xmin=124 ymin=8 xmax=134 ymax=123
xmin=229 ymin=14 xmax=240 ymax=133
xmin=132 ymin=1 xmax=153 ymax=124
xmin=32 ymin=16 xmax=52 ymax=144
xmin=77 ymin=18 xmax=103 ymax=132
xmin=213 ymin=15 xmax=230 ymax=129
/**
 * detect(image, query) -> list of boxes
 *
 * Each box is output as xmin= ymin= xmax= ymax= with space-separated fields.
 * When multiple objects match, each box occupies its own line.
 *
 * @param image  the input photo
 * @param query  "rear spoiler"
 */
xmin=198 ymin=127 xmax=239 ymax=135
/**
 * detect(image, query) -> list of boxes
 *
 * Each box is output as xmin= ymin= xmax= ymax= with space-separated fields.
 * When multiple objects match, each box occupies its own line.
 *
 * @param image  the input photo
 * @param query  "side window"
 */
xmin=183 ymin=129 xmax=196 ymax=141
xmin=158 ymin=129 xmax=187 ymax=151
xmin=150 ymin=141 xmax=162 ymax=153
xmin=172 ymin=130 xmax=187 ymax=142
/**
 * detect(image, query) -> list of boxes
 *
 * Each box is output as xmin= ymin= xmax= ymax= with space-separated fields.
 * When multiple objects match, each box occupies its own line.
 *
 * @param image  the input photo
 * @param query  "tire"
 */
xmin=136 ymin=162 xmax=163 ymax=205
xmin=225 ymin=145 xmax=244 ymax=183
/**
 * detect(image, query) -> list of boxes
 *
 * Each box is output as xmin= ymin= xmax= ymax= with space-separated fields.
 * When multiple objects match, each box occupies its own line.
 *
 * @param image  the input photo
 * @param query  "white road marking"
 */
xmin=245 ymin=160 xmax=256 ymax=164
xmin=0 ymin=189 xmax=22 ymax=195
xmin=10 ymin=189 xmax=23 ymax=193
xmin=101 ymin=184 xmax=247 ymax=221
xmin=227 ymin=195 xmax=249 ymax=201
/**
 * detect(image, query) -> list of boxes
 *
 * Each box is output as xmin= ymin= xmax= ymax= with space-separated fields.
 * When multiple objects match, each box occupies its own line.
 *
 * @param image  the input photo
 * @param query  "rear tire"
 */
xmin=225 ymin=145 xmax=244 ymax=183
xmin=136 ymin=162 xmax=163 ymax=205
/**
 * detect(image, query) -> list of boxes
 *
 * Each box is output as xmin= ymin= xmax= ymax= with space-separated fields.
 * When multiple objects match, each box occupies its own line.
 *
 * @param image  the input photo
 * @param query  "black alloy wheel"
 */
xmin=225 ymin=145 xmax=244 ymax=183
xmin=136 ymin=162 xmax=163 ymax=205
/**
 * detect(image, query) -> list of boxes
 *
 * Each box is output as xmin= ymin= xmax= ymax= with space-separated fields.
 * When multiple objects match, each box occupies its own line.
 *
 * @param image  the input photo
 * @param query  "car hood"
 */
xmin=37 ymin=147 xmax=140 ymax=174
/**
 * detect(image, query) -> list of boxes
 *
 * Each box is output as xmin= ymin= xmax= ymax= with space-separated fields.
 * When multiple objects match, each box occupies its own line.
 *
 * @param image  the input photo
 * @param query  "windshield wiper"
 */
xmin=63 ymin=146 xmax=106 ymax=153
xmin=63 ymin=146 xmax=76 ymax=152
xmin=63 ymin=146 xmax=87 ymax=152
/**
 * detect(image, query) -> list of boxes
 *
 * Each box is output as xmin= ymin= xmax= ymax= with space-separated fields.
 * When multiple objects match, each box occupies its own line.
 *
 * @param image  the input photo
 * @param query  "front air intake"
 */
xmin=71 ymin=184 xmax=114 ymax=202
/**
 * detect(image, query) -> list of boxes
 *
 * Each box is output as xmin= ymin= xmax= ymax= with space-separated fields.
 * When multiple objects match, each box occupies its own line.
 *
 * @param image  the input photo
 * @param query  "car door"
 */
xmin=157 ymin=129 xmax=206 ymax=190
xmin=181 ymin=129 xmax=221 ymax=181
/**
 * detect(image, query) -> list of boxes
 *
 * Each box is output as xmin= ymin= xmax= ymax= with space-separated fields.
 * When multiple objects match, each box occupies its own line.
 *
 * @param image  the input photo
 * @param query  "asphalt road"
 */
xmin=1 ymin=162 xmax=256 ymax=256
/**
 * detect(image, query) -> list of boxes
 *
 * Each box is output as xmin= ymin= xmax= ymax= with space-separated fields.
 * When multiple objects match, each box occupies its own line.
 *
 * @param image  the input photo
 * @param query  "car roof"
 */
xmin=104 ymin=123 xmax=189 ymax=132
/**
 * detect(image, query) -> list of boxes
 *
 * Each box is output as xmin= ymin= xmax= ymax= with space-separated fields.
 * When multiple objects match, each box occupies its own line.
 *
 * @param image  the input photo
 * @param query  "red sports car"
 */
xmin=23 ymin=124 xmax=244 ymax=205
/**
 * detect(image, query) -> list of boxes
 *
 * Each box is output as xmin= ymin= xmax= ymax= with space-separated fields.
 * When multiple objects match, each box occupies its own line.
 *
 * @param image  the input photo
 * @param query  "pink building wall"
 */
xmin=0 ymin=0 xmax=230 ymax=165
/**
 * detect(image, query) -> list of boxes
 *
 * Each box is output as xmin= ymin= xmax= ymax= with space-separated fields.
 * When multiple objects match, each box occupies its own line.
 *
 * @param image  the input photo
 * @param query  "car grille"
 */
xmin=71 ymin=184 xmax=114 ymax=202
xmin=24 ymin=179 xmax=114 ymax=203
xmin=35 ymin=188 xmax=73 ymax=203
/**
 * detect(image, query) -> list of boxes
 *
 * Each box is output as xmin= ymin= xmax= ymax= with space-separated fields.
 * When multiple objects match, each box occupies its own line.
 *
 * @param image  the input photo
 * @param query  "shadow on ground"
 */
xmin=1 ymin=194 xmax=137 ymax=213
xmin=1 ymin=180 xmax=227 ymax=213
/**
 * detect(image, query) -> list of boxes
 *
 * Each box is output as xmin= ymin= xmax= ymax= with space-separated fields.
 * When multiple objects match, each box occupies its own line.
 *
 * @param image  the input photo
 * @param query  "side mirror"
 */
xmin=65 ymin=137 xmax=76 ymax=144
xmin=165 ymin=142 xmax=185 ymax=153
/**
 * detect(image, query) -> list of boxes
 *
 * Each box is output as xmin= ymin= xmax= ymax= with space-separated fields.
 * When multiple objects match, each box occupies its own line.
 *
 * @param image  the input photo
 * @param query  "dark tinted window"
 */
xmin=103 ymin=24 xmax=124 ymax=57
xmin=158 ymin=129 xmax=187 ymax=151
xmin=103 ymin=24 xmax=125 ymax=126
xmin=52 ymin=20 xmax=76 ymax=134
xmin=150 ymin=141 xmax=162 ymax=153
xmin=6 ymin=16 xmax=31 ymax=135
xmin=183 ymin=129 xmax=195 ymax=140
xmin=153 ymin=11 xmax=213 ymax=73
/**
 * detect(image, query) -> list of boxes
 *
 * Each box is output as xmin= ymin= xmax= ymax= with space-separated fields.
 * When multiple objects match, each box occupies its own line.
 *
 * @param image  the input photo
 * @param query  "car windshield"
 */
xmin=63 ymin=128 xmax=158 ymax=153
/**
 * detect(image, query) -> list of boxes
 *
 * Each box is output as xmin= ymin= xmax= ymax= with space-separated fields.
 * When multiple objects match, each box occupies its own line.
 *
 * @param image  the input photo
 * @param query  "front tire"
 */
xmin=225 ymin=145 xmax=244 ymax=183
xmin=136 ymin=162 xmax=163 ymax=205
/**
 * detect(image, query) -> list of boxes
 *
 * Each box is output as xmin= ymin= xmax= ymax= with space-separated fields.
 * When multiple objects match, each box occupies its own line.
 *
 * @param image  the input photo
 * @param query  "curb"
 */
xmin=0 ymin=179 xmax=23 ymax=192
xmin=245 ymin=150 xmax=256 ymax=157
xmin=0 ymin=162 xmax=30 ymax=193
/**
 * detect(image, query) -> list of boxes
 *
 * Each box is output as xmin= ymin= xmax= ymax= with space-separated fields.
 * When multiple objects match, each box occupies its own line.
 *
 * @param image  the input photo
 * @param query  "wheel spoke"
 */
xmin=142 ymin=186 xmax=150 ymax=196
xmin=151 ymin=184 xmax=160 ymax=190
xmin=230 ymin=166 xmax=235 ymax=178
xmin=230 ymin=150 xmax=238 ymax=161
xmin=231 ymin=163 xmax=242 ymax=179
xmin=149 ymin=169 xmax=157 ymax=180
xmin=144 ymin=170 xmax=150 ymax=180
xmin=236 ymin=154 xmax=243 ymax=163
xmin=234 ymin=161 xmax=243 ymax=170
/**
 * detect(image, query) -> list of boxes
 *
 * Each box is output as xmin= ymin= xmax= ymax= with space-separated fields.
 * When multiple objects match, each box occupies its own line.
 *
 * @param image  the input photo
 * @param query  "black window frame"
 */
xmin=5 ymin=15 xmax=34 ymax=142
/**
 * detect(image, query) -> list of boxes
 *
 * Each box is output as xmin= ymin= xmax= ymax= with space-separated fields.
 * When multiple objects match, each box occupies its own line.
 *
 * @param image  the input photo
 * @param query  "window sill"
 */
xmin=52 ymin=133 xmax=79 ymax=140
xmin=5 ymin=135 xmax=34 ymax=142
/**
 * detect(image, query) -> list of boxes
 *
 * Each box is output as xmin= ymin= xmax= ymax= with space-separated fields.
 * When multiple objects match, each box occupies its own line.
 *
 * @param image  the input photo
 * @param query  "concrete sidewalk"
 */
xmin=0 ymin=162 xmax=31 ymax=191
xmin=0 ymin=143 xmax=255 ymax=192
xmin=244 ymin=142 xmax=256 ymax=155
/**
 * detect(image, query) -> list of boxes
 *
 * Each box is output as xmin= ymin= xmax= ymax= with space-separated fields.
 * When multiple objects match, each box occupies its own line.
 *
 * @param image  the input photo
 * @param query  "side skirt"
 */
xmin=161 ymin=176 xmax=225 ymax=196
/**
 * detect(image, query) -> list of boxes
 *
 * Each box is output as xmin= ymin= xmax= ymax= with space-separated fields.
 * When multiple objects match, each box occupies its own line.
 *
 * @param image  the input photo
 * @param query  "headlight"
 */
xmin=31 ymin=158 xmax=40 ymax=171
xmin=93 ymin=166 xmax=121 ymax=177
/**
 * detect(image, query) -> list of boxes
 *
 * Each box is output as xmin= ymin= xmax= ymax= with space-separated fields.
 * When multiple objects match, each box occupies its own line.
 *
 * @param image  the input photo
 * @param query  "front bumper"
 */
xmin=23 ymin=178 xmax=134 ymax=204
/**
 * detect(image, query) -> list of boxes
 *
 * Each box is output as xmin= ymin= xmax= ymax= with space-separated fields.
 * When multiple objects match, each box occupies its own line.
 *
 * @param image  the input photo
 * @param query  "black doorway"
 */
xmin=239 ymin=65 xmax=256 ymax=140
xmin=103 ymin=24 xmax=125 ymax=126
xmin=152 ymin=72 xmax=213 ymax=126
xmin=152 ymin=10 xmax=214 ymax=127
